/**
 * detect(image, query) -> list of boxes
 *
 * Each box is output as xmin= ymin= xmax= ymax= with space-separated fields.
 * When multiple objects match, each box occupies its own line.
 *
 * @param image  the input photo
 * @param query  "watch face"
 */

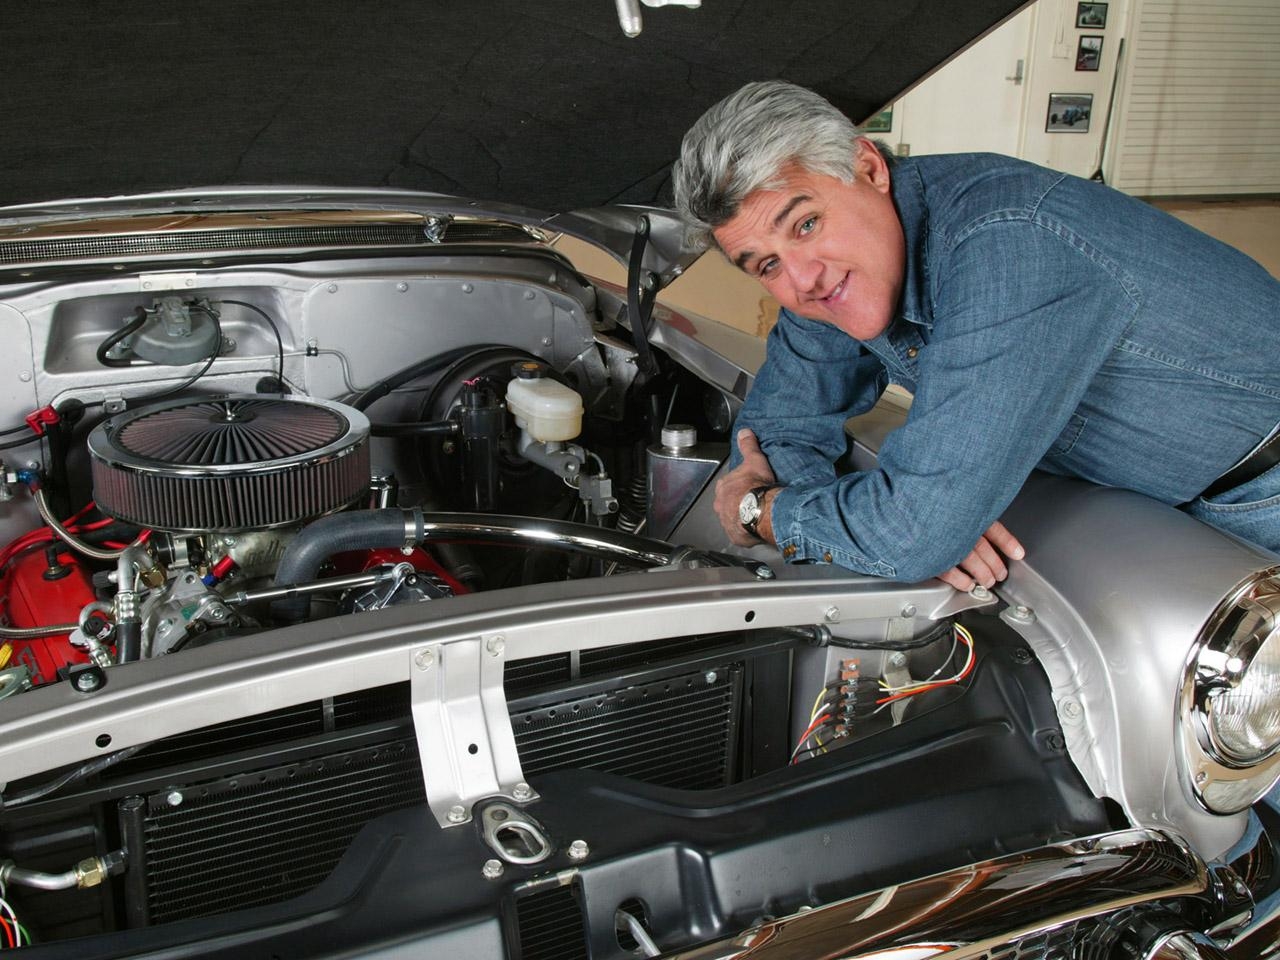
xmin=738 ymin=491 xmax=760 ymax=525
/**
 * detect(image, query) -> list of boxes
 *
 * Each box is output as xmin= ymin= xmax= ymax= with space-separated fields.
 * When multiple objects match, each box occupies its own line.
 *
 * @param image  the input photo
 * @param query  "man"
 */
xmin=672 ymin=81 xmax=1280 ymax=590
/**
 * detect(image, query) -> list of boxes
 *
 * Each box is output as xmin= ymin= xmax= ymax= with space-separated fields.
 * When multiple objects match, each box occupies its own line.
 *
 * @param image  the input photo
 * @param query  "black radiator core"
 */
xmin=123 ymin=649 xmax=754 ymax=925
xmin=139 ymin=741 xmax=423 ymax=924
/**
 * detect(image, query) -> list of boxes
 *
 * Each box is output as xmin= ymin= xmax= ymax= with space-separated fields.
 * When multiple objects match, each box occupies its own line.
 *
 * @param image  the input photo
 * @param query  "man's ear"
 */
xmin=854 ymin=137 xmax=892 ymax=193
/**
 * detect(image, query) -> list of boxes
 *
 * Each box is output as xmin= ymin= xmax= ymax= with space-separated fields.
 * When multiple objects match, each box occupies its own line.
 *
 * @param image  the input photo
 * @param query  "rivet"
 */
xmin=704 ymin=671 xmax=718 ymax=685
xmin=900 ymin=604 xmax=917 ymax=618
xmin=461 ymin=283 xmax=474 ymax=294
xmin=166 ymin=791 xmax=184 ymax=807
xmin=567 ymin=839 xmax=589 ymax=861
xmin=414 ymin=649 xmax=435 ymax=671
xmin=540 ymin=336 xmax=553 ymax=347
xmin=486 ymin=635 xmax=506 ymax=656
xmin=18 ymin=372 xmax=31 ymax=383
xmin=326 ymin=283 xmax=338 ymax=293
xmin=524 ymin=289 xmax=535 ymax=300
xmin=397 ymin=282 xmax=408 ymax=292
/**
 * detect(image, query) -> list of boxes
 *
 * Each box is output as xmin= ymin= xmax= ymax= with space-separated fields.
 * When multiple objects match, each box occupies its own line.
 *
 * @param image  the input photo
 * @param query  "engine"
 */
xmin=0 ymin=298 xmax=725 ymax=690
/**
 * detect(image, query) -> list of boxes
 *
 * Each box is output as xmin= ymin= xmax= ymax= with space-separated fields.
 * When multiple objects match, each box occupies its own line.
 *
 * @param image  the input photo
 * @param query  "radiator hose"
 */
xmin=270 ymin=509 xmax=692 ymax=624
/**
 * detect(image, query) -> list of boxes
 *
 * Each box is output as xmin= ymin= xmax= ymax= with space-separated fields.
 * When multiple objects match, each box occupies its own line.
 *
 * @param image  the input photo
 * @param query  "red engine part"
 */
xmin=328 ymin=547 xmax=468 ymax=595
xmin=0 ymin=545 xmax=97 ymax=685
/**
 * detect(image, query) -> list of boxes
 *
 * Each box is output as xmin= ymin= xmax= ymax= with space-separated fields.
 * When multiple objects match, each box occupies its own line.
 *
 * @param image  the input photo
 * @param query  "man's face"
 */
xmin=713 ymin=139 xmax=905 ymax=341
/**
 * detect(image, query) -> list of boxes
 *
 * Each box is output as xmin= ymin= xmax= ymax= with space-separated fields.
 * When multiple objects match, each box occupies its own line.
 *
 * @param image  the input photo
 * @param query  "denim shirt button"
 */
xmin=906 ymin=346 xmax=918 ymax=359
xmin=783 ymin=545 xmax=797 ymax=558
xmin=823 ymin=552 xmax=833 ymax=562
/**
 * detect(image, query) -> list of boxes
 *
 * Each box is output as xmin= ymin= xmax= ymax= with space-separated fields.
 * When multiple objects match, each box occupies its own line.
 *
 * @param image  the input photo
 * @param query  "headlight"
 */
xmin=1181 ymin=566 xmax=1280 ymax=814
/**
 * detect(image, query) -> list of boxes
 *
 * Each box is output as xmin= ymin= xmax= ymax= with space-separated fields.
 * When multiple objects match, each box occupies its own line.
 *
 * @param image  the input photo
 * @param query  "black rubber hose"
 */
xmin=272 ymin=508 xmax=424 ymax=623
xmin=96 ymin=308 xmax=148 ymax=367
xmin=370 ymin=420 xmax=459 ymax=438
xmin=349 ymin=344 xmax=507 ymax=412
xmin=2 ymin=744 xmax=145 ymax=808
xmin=115 ymin=620 xmax=142 ymax=664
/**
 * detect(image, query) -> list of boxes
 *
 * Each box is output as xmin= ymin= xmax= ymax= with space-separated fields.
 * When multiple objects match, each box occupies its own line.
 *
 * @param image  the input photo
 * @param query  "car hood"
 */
xmin=6 ymin=0 xmax=1025 ymax=214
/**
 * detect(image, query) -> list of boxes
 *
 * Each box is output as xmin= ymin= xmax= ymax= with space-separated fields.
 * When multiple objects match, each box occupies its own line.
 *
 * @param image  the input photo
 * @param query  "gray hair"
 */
xmin=673 ymin=81 xmax=867 ymax=251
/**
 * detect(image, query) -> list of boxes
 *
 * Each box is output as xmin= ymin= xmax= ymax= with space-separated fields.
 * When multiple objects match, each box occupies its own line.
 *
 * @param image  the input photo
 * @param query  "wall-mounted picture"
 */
xmin=1046 ymin=93 xmax=1093 ymax=133
xmin=1076 ymin=2 xmax=1108 ymax=28
xmin=1076 ymin=35 xmax=1103 ymax=70
xmin=864 ymin=107 xmax=893 ymax=133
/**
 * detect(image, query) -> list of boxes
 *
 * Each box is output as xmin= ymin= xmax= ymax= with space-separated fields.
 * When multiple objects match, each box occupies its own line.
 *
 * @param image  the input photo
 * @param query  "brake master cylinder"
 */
xmin=505 ymin=362 xmax=583 ymax=442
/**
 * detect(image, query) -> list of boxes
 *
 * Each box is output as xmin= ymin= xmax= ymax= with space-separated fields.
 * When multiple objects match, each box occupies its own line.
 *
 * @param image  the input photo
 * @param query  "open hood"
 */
xmin=5 ymin=0 xmax=1026 ymax=212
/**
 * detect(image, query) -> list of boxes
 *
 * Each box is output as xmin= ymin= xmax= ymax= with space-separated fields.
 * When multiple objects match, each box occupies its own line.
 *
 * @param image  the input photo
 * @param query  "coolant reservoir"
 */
xmin=506 ymin=366 xmax=583 ymax=442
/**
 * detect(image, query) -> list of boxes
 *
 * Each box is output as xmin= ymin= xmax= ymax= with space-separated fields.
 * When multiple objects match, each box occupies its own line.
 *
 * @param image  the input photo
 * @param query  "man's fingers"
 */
xmin=938 ymin=567 xmax=974 ymax=592
xmin=983 ymin=520 xmax=1025 ymax=561
xmin=735 ymin=429 xmax=774 ymax=478
xmin=968 ymin=536 xmax=1005 ymax=586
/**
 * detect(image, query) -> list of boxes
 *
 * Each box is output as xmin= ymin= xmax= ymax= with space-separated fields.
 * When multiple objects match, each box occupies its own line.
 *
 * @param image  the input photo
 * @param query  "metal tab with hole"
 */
xmin=480 ymin=803 xmax=552 ymax=865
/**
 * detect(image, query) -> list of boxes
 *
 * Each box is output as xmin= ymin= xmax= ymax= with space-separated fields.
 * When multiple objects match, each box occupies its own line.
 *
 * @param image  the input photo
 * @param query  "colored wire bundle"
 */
xmin=789 ymin=622 xmax=976 ymax=765
xmin=0 ymin=882 xmax=29 ymax=948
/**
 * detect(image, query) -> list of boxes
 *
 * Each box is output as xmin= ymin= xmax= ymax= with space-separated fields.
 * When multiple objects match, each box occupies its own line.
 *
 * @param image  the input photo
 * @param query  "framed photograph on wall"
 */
xmin=864 ymin=108 xmax=893 ymax=133
xmin=1076 ymin=2 xmax=1108 ymax=28
xmin=1076 ymin=35 xmax=1103 ymax=70
xmin=1046 ymin=93 xmax=1093 ymax=133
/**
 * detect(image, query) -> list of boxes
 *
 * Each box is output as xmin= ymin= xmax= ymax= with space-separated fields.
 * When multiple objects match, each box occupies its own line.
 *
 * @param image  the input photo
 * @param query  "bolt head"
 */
xmin=447 ymin=804 xmax=468 ymax=824
xmin=824 ymin=606 xmax=840 ymax=622
xmin=461 ymin=283 xmax=474 ymax=294
xmin=166 ymin=791 xmax=184 ymax=807
xmin=73 ymin=671 xmax=102 ymax=692
xmin=326 ymin=283 xmax=338 ymax=293
xmin=486 ymin=635 xmax=506 ymax=657
xmin=540 ymin=336 xmax=553 ymax=347
xmin=482 ymin=859 xmax=504 ymax=879
xmin=900 ymin=604 xmax=917 ymax=619
xmin=704 ymin=671 xmax=718 ymax=685
xmin=414 ymin=649 xmax=435 ymax=671
xmin=512 ymin=781 xmax=533 ymax=802
xmin=970 ymin=584 xmax=992 ymax=601
xmin=397 ymin=282 xmax=408 ymax=292
xmin=888 ymin=652 xmax=908 ymax=668
xmin=567 ymin=839 xmax=589 ymax=861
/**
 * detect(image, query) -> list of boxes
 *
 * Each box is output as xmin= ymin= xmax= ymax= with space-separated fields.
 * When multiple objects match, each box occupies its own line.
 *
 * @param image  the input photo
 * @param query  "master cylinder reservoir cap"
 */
xmin=506 ymin=364 xmax=583 ymax=443
xmin=660 ymin=424 xmax=697 ymax=450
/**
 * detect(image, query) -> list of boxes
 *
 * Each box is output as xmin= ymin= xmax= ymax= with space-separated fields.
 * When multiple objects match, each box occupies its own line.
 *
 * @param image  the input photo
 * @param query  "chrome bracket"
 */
xmin=410 ymin=634 xmax=536 ymax=828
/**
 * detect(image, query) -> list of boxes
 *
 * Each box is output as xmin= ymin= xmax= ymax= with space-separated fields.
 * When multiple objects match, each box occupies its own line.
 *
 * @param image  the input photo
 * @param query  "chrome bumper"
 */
xmin=664 ymin=829 xmax=1234 ymax=960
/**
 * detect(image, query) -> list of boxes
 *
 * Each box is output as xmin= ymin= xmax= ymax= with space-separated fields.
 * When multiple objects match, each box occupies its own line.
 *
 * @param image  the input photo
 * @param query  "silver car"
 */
xmin=0 ymin=3 xmax=1276 ymax=958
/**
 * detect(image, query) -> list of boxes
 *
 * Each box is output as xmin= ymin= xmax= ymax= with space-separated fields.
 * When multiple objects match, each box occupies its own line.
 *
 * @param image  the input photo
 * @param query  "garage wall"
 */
xmin=1104 ymin=0 xmax=1280 ymax=195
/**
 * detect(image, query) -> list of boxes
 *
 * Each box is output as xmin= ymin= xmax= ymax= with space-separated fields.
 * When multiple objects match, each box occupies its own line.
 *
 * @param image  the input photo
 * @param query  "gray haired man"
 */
xmin=673 ymin=81 xmax=1280 ymax=589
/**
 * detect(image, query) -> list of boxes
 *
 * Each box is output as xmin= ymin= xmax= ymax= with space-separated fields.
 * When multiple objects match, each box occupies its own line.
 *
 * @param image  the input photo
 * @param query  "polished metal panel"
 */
xmin=0 ymin=564 xmax=957 ymax=788
xmin=1146 ymin=931 xmax=1231 ymax=960
xmin=666 ymin=830 xmax=1209 ymax=960
xmin=999 ymin=474 xmax=1276 ymax=860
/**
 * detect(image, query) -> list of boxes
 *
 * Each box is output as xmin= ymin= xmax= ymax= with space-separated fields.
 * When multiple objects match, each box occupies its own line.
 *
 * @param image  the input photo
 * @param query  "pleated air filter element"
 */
xmin=89 ymin=395 xmax=370 ymax=532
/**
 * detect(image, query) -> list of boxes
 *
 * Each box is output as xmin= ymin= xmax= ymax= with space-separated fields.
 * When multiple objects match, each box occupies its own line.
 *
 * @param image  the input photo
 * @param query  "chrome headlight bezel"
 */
xmin=1180 ymin=565 xmax=1280 ymax=815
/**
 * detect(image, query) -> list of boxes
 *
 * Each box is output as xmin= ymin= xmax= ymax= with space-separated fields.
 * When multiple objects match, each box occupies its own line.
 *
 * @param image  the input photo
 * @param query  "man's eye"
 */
xmin=798 ymin=216 xmax=818 ymax=235
xmin=758 ymin=258 xmax=779 ymax=277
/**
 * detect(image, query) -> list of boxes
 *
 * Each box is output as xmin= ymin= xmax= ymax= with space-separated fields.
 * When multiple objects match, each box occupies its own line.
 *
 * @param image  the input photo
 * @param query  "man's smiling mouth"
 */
xmin=818 ymin=273 xmax=849 ymax=305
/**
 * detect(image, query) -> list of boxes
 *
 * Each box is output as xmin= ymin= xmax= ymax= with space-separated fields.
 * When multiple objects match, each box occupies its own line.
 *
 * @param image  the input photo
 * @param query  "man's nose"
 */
xmin=785 ymin=255 xmax=822 ymax=293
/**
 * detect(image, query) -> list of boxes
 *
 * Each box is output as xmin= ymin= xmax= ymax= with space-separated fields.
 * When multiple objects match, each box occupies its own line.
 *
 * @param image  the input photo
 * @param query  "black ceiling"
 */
xmin=2 ymin=0 xmax=1025 ymax=212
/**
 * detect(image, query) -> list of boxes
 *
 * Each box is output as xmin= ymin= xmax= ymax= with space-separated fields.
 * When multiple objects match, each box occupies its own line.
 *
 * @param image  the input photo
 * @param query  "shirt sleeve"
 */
xmin=732 ymin=307 xmax=888 ymax=487
xmin=770 ymin=218 xmax=1140 ymax=581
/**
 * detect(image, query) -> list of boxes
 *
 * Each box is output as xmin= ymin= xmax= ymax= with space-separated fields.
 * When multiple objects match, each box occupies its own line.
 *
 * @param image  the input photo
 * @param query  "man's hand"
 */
xmin=714 ymin=429 xmax=778 ymax=546
xmin=937 ymin=520 xmax=1025 ymax=592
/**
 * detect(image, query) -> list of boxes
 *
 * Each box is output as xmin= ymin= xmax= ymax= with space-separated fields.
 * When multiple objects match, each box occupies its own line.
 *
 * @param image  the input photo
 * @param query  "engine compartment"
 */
xmin=0 ymin=248 xmax=1119 ymax=955
xmin=0 ymin=252 xmax=747 ymax=687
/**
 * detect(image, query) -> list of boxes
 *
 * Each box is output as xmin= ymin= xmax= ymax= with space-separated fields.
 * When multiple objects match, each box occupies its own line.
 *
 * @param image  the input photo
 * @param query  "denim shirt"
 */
xmin=737 ymin=153 xmax=1280 ymax=580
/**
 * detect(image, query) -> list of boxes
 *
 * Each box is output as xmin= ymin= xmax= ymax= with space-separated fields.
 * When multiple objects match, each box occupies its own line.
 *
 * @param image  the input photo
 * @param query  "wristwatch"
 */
xmin=738 ymin=484 xmax=779 ymax=540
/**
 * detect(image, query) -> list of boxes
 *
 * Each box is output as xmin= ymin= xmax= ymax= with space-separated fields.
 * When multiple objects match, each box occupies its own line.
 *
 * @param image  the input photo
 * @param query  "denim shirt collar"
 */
xmin=859 ymin=158 xmax=931 ymax=389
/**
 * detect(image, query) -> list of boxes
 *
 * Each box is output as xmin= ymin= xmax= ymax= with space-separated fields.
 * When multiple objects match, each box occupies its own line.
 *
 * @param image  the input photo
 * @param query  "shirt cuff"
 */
xmin=770 ymin=484 xmax=898 ymax=578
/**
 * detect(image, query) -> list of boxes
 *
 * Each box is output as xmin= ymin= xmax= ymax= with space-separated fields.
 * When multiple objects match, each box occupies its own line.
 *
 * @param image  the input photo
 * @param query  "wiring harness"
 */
xmin=790 ymin=621 xmax=976 ymax=764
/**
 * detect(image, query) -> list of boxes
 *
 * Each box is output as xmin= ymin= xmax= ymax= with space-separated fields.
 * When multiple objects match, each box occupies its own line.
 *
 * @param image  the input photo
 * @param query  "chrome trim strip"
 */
xmin=664 ymin=830 xmax=1210 ymax=960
